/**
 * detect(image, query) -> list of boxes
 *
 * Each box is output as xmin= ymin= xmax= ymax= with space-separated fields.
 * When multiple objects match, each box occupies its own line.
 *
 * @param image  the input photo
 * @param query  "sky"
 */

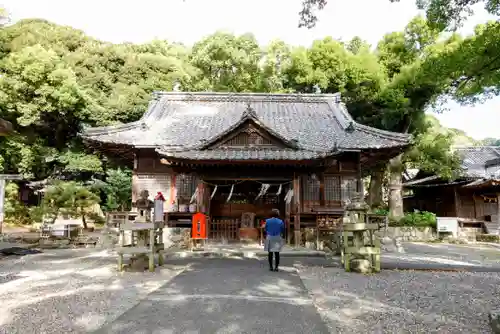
xmin=3 ymin=0 xmax=499 ymax=139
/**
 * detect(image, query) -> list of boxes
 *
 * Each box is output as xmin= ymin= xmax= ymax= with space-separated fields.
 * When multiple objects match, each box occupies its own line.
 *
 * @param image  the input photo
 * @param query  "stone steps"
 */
xmin=484 ymin=222 xmax=499 ymax=235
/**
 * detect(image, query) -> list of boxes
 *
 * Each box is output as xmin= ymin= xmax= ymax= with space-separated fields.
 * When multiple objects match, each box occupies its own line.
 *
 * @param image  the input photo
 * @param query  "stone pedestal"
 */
xmin=380 ymin=236 xmax=405 ymax=253
xmin=122 ymin=254 xmax=150 ymax=272
xmin=350 ymin=258 xmax=371 ymax=274
xmin=489 ymin=310 xmax=500 ymax=333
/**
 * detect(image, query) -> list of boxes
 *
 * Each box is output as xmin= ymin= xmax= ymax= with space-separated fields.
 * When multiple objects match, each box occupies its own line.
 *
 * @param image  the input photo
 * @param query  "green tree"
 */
xmin=42 ymin=181 xmax=99 ymax=228
xmin=3 ymin=182 xmax=30 ymax=225
xmin=259 ymin=40 xmax=293 ymax=92
xmin=0 ymin=19 xmax=199 ymax=180
xmin=284 ymin=16 xmax=462 ymax=219
xmin=189 ymin=32 xmax=263 ymax=92
xmin=405 ymin=115 xmax=461 ymax=179
xmin=0 ymin=44 xmax=101 ymax=178
xmin=392 ymin=0 xmax=500 ymax=31
xmin=102 ymin=168 xmax=132 ymax=211
xmin=299 ymin=0 xmax=499 ymax=30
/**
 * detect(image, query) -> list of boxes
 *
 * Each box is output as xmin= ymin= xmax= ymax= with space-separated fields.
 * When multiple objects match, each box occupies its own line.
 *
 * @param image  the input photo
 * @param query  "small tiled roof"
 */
xmin=456 ymin=146 xmax=500 ymax=178
xmin=403 ymin=146 xmax=500 ymax=188
xmin=82 ymin=92 xmax=410 ymax=160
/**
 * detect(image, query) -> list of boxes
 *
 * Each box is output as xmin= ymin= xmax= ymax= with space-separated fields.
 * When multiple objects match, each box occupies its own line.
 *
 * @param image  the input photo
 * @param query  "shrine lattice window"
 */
xmin=301 ymin=175 xmax=320 ymax=201
xmin=223 ymin=132 xmax=273 ymax=146
xmin=324 ymin=175 xmax=341 ymax=201
xmin=175 ymin=174 xmax=198 ymax=200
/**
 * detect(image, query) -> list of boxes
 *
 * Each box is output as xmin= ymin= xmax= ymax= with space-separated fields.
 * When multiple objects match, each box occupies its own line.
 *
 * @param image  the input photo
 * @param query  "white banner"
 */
xmin=226 ymin=185 xmax=235 ymax=202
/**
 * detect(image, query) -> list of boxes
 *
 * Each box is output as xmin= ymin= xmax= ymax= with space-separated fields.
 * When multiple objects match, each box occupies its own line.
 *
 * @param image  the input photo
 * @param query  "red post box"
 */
xmin=191 ymin=212 xmax=207 ymax=239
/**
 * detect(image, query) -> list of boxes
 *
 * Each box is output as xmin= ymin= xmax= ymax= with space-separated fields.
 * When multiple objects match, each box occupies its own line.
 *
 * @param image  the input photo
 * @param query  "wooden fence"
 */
xmin=209 ymin=218 xmax=239 ymax=241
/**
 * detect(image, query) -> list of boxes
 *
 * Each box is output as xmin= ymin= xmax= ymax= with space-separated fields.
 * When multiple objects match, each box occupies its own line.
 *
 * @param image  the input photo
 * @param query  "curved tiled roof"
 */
xmin=455 ymin=146 xmax=500 ymax=178
xmin=82 ymin=92 xmax=410 ymax=156
xmin=155 ymin=148 xmax=336 ymax=161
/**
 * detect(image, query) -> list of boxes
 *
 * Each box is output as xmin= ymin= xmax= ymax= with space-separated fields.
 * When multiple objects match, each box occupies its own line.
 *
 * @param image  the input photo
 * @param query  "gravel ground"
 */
xmin=298 ymin=265 xmax=500 ymax=334
xmin=399 ymin=243 xmax=500 ymax=266
xmin=0 ymin=249 xmax=186 ymax=334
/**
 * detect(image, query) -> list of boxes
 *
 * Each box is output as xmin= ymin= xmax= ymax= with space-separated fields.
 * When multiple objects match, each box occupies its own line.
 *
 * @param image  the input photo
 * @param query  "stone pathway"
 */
xmin=96 ymin=258 xmax=330 ymax=333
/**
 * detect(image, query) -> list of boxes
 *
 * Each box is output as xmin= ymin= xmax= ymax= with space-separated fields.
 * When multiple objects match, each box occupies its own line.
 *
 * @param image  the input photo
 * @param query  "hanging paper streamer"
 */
xmin=190 ymin=187 xmax=199 ymax=204
xmin=255 ymin=183 xmax=270 ymax=200
xmin=226 ymin=184 xmax=234 ymax=202
xmin=284 ymin=189 xmax=294 ymax=204
xmin=276 ymin=184 xmax=282 ymax=196
xmin=210 ymin=185 xmax=218 ymax=200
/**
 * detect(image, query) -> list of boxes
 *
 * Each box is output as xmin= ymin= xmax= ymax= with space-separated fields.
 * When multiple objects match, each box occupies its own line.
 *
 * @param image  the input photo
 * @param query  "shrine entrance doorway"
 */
xmin=206 ymin=179 xmax=291 ymax=243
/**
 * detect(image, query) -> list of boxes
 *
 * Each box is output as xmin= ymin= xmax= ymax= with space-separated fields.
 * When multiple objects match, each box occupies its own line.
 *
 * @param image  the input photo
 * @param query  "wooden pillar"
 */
xmin=131 ymin=152 xmax=139 ymax=208
xmin=453 ymin=187 xmax=460 ymax=217
xmin=293 ymin=173 xmax=301 ymax=247
xmin=285 ymin=183 xmax=292 ymax=245
xmin=473 ymin=193 xmax=478 ymax=219
xmin=356 ymin=152 xmax=363 ymax=194
xmin=497 ymin=193 xmax=500 ymax=236
xmin=196 ymin=179 xmax=203 ymax=213
xmin=319 ymin=172 xmax=325 ymax=207
xmin=169 ymin=173 xmax=177 ymax=205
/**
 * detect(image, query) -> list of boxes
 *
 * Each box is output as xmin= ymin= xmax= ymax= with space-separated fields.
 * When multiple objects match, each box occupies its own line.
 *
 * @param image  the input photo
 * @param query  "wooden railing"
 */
xmin=209 ymin=218 xmax=239 ymax=241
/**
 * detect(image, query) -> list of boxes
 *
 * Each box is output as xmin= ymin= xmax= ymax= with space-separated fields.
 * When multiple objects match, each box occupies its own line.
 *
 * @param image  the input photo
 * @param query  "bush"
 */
xmin=390 ymin=211 xmax=437 ymax=228
xmin=372 ymin=208 xmax=389 ymax=216
xmin=476 ymin=234 xmax=500 ymax=243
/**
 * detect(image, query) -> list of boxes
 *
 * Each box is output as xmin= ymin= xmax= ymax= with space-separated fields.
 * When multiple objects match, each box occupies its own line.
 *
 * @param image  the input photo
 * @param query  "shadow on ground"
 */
xmin=94 ymin=258 xmax=330 ymax=334
xmin=0 ymin=249 xmax=184 ymax=333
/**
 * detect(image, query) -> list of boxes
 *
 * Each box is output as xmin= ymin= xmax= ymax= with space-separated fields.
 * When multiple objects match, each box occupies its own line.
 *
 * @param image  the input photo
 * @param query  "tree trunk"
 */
xmin=50 ymin=209 xmax=59 ymax=224
xmin=368 ymin=168 xmax=384 ymax=208
xmin=81 ymin=211 xmax=88 ymax=230
xmin=388 ymin=154 xmax=404 ymax=220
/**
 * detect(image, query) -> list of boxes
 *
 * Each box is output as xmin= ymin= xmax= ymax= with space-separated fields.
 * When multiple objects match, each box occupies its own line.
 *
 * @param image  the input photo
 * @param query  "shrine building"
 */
xmin=82 ymin=92 xmax=409 ymax=245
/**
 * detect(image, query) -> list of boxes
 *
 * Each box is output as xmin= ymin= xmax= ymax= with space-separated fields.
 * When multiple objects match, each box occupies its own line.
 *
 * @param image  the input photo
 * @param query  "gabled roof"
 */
xmin=196 ymin=102 xmax=299 ymax=150
xmin=82 ymin=92 xmax=410 ymax=160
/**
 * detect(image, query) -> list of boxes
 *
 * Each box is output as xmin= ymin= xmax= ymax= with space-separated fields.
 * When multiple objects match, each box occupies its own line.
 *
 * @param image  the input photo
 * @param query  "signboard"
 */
xmin=191 ymin=212 xmax=207 ymax=239
xmin=437 ymin=217 xmax=459 ymax=238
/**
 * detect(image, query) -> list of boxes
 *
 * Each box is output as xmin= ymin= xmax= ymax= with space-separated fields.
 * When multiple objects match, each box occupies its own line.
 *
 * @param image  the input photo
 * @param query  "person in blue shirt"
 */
xmin=264 ymin=208 xmax=285 ymax=271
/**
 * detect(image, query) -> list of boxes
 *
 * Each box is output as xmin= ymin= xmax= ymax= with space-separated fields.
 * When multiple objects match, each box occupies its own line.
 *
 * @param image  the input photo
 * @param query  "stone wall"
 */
xmin=302 ymin=226 xmax=437 ymax=251
xmin=376 ymin=226 xmax=437 ymax=241
xmin=162 ymin=227 xmax=191 ymax=249
xmin=459 ymin=227 xmax=483 ymax=241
